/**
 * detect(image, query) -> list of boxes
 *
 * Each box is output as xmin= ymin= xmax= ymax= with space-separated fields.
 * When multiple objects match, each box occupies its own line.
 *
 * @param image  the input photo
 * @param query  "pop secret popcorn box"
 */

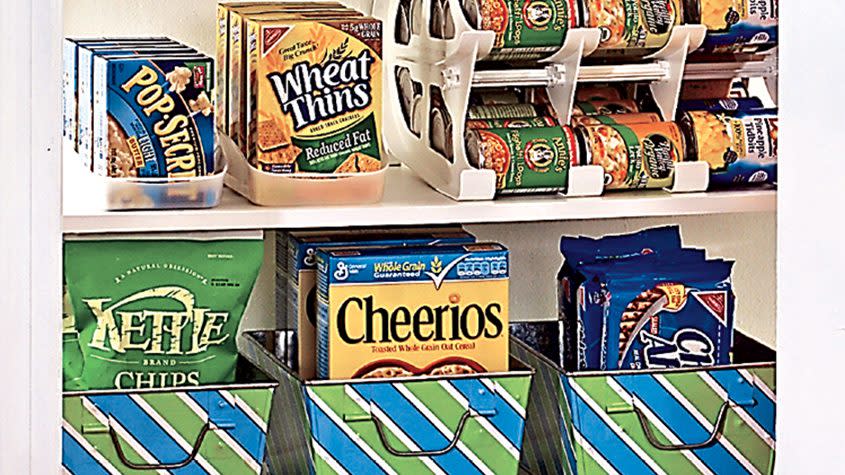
xmin=92 ymin=53 xmax=215 ymax=177
xmin=316 ymin=243 xmax=510 ymax=380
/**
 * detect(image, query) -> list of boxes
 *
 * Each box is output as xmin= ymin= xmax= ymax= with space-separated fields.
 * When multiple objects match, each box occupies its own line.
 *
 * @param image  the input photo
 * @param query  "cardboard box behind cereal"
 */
xmin=247 ymin=14 xmax=383 ymax=173
xmin=316 ymin=243 xmax=509 ymax=380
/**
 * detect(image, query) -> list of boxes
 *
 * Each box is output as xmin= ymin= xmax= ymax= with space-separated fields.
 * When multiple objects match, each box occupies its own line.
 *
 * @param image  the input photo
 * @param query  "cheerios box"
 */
xmin=246 ymin=14 xmax=383 ymax=173
xmin=281 ymin=228 xmax=475 ymax=380
xmin=316 ymin=243 xmax=509 ymax=380
xmin=91 ymin=54 xmax=215 ymax=177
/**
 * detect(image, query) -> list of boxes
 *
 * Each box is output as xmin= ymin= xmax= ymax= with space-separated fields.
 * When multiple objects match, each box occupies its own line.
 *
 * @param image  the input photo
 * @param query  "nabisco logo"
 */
xmin=84 ymin=286 xmax=230 ymax=355
xmin=267 ymin=50 xmax=375 ymax=131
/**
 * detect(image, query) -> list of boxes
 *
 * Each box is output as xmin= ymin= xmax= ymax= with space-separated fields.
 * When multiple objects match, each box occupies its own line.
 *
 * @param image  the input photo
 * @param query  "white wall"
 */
xmin=65 ymin=0 xmax=777 ymax=348
xmin=469 ymin=213 xmax=776 ymax=346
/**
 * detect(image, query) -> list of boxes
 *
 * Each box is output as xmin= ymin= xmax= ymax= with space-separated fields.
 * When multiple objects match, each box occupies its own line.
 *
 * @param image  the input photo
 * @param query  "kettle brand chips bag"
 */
xmin=63 ymin=231 xmax=263 ymax=390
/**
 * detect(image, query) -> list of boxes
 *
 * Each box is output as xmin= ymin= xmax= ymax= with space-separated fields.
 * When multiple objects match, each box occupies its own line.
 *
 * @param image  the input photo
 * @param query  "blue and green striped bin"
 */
xmin=62 ymin=359 xmax=276 ymax=474
xmin=512 ymin=329 xmax=776 ymax=475
xmin=241 ymin=330 xmax=535 ymax=474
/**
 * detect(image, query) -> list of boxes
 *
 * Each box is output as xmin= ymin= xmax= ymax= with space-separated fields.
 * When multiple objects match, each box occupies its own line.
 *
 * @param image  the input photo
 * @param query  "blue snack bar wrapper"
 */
xmin=578 ymin=257 xmax=735 ymax=371
xmin=557 ymin=226 xmax=683 ymax=369
xmin=574 ymin=250 xmax=713 ymax=370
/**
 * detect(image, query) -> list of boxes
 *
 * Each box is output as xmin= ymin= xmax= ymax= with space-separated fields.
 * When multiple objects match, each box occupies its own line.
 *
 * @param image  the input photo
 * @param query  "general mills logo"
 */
xmin=334 ymin=262 xmax=349 ymax=281
xmin=304 ymin=248 xmax=317 ymax=267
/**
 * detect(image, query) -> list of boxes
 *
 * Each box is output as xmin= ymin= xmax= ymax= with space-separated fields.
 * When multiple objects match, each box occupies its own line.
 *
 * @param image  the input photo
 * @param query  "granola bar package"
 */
xmin=316 ymin=243 xmax=509 ymax=380
xmin=91 ymin=53 xmax=215 ymax=177
xmin=63 ymin=231 xmax=263 ymax=390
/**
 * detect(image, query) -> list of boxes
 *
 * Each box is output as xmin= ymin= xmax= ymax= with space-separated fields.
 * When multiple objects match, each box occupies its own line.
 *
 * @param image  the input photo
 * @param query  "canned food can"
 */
xmin=396 ymin=0 xmax=411 ymax=44
xmin=583 ymin=0 xmax=682 ymax=50
xmin=576 ymin=84 xmax=625 ymax=102
xmin=679 ymin=109 xmax=777 ymax=188
xmin=571 ymin=112 xmax=661 ymax=127
xmin=466 ymin=126 xmax=579 ymax=194
xmin=470 ymin=89 xmax=522 ymax=105
xmin=468 ymin=103 xmax=555 ymax=120
xmin=467 ymin=116 xmax=559 ymax=129
xmin=573 ymin=99 xmax=640 ymax=116
xmin=525 ymin=87 xmax=552 ymax=105
xmin=684 ymin=0 xmax=778 ymax=54
xmin=678 ymin=97 xmax=765 ymax=113
xmin=577 ymin=121 xmax=685 ymax=189
xmin=466 ymin=0 xmax=581 ymax=61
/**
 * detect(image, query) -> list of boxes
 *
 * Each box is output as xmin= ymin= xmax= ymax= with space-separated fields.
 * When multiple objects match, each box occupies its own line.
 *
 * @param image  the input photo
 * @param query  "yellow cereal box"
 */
xmin=316 ymin=243 xmax=509 ymax=380
xmin=224 ymin=3 xmax=348 ymax=148
xmin=246 ymin=15 xmax=383 ymax=173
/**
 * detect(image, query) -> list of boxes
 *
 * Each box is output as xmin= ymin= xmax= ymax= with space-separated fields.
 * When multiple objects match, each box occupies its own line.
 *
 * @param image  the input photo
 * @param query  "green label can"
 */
xmin=584 ymin=0 xmax=682 ymax=50
xmin=469 ymin=103 xmax=554 ymax=120
xmin=467 ymin=125 xmax=579 ymax=193
xmin=573 ymin=99 xmax=640 ymax=116
xmin=571 ymin=112 xmax=660 ymax=127
xmin=578 ymin=121 xmax=684 ymax=189
xmin=467 ymin=116 xmax=559 ymax=129
xmin=470 ymin=0 xmax=581 ymax=60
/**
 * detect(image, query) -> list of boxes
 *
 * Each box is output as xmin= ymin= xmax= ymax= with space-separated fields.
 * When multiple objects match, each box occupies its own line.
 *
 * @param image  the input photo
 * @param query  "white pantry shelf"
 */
xmin=63 ymin=164 xmax=776 ymax=234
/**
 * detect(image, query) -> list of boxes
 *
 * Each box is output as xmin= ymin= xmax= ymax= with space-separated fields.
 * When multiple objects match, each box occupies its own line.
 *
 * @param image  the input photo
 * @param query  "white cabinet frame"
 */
xmin=0 ymin=0 xmax=62 ymax=473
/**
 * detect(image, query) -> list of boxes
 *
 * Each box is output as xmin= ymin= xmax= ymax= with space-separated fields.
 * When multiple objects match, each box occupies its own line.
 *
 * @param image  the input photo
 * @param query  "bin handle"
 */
xmin=633 ymin=401 xmax=731 ymax=451
xmin=109 ymin=422 xmax=211 ymax=470
xmin=371 ymin=409 xmax=475 ymax=457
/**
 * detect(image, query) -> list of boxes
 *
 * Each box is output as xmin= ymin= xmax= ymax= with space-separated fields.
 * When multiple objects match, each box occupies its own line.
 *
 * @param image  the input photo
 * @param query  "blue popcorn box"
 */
xmin=92 ymin=54 xmax=215 ymax=178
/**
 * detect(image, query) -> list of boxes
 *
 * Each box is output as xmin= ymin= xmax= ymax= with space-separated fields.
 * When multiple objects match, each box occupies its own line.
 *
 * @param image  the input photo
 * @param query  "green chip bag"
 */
xmin=63 ymin=231 xmax=264 ymax=390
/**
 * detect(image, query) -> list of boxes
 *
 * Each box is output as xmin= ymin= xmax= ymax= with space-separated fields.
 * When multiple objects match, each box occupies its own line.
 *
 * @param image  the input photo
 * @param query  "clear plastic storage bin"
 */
xmin=220 ymin=134 xmax=388 ymax=207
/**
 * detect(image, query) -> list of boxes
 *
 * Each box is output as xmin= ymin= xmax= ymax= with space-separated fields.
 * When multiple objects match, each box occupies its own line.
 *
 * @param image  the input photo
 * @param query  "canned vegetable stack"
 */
xmin=463 ymin=86 xmax=777 ymax=193
xmin=437 ymin=0 xmax=777 ymax=60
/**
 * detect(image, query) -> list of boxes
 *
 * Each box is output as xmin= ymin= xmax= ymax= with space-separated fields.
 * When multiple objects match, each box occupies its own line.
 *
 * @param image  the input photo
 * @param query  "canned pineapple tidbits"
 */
xmin=316 ymin=243 xmax=510 ymax=380
xmin=679 ymin=109 xmax=777 ymax=188
xmin=577 ymin=121 xmax=684 ymax=189
xmin=685 ymin=0 xmax=778 ymax=54
xmin=245 ymin=14 xmax=383 ymax=173
xmin=466 ymin=126 xmax=579 ymax=194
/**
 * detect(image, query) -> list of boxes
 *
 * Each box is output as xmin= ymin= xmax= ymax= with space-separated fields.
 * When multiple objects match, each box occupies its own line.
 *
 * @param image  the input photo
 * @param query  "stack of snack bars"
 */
xmin=217 ymin=2 xmax=384 ymax=174
xmin=276 ymin=227 xmax=511 ymax=381
xmin=557 ymin=226 xmax=736 ymax=371
xmin=63 ymin=37 xmax=215 ymax=178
